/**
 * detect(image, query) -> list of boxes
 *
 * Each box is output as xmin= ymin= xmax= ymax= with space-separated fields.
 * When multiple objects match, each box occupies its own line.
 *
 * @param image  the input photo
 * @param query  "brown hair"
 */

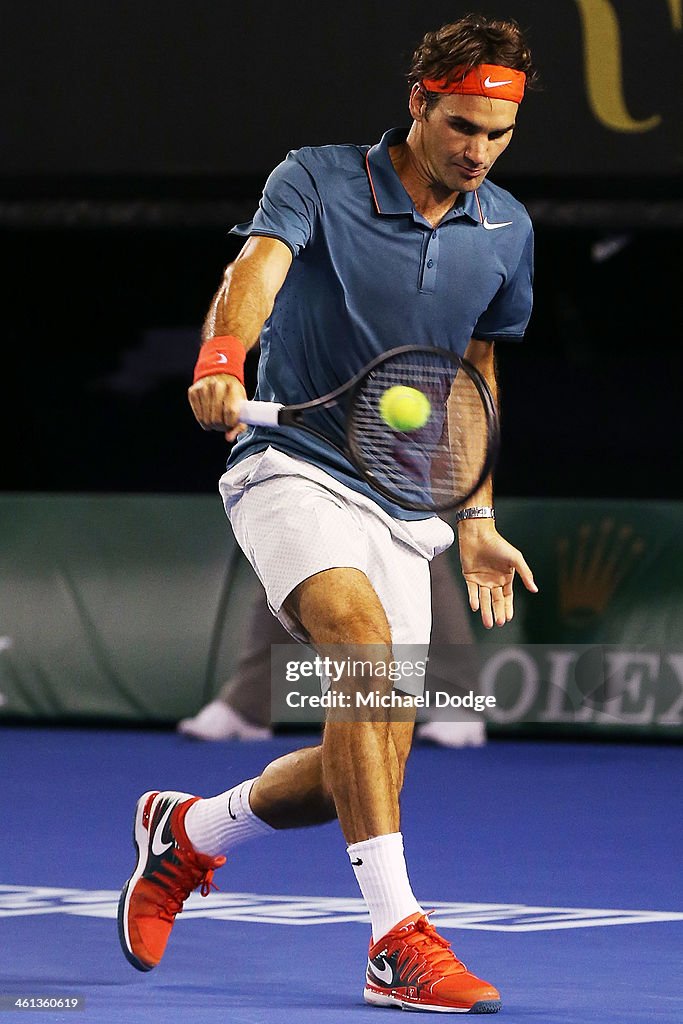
xmin=408 ymin=14 xmax=537 ymax=111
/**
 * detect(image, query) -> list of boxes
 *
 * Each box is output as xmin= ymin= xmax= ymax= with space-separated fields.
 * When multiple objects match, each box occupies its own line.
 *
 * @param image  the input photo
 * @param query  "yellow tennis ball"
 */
xmin=379 ymin=385 xmax=431 ymax=431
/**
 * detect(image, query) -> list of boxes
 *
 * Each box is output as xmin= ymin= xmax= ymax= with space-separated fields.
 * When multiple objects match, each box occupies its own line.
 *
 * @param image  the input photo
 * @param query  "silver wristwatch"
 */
xmin=454 ymin=506 xmax=496 ymax=524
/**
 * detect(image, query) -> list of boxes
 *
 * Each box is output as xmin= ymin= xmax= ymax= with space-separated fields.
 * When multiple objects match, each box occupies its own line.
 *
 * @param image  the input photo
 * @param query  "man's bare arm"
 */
xmin=202 ymin=235 xmax=293 ymax=345
xmin=458 ymin=336 xmax=497 ymax=509
xmin=189 ymin=236 xmax=293 ymax=435
xmin=456 ymin=338 xmax=537 ymax=628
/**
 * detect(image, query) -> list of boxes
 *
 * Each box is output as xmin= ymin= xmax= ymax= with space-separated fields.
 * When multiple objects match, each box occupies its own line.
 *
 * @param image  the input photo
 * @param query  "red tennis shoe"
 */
xmin=364 ymin=912 xmax=501 ymax=1013
xmin=117 ymin=790 xmax=225 ymax=971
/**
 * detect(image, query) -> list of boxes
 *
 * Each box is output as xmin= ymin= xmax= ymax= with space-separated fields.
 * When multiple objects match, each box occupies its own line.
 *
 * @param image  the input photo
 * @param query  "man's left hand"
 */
xmin=458 ymin=523 xmax=538 ymax=628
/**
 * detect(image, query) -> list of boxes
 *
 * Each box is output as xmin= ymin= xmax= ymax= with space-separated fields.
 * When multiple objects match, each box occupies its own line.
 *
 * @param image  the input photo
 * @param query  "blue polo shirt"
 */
xmin=228 ymin=126 xmax=533 ymax=520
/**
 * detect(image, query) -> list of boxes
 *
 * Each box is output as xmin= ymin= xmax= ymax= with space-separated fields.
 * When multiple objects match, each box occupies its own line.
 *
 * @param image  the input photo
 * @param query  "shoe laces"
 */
xmin=400 ymin=913 xmax=466 ymax=977
xmin=154 ymin=845 xmax=226 ymax=922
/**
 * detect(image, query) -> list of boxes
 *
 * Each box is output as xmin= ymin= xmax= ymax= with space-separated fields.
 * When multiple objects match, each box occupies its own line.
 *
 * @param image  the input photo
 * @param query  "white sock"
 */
xmin=184 ymin=778 xmax=274 ymax=856
xmin=347 ymin=832 xmax=423 ymax=942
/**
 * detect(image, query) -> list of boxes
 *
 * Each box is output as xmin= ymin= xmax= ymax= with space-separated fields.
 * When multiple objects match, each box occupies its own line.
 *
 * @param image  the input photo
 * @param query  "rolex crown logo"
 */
xmin=557 ymin=518 xmax=644 ymax=629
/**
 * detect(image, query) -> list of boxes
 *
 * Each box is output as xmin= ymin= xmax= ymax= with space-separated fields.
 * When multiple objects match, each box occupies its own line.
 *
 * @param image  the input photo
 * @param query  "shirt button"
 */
xmin=427 ymin=259 xmax=434 ymax=268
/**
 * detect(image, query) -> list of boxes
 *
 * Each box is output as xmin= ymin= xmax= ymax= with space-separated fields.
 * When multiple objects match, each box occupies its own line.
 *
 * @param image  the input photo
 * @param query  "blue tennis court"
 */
xmin=2 ymin=728 xmax=681 ymax=1022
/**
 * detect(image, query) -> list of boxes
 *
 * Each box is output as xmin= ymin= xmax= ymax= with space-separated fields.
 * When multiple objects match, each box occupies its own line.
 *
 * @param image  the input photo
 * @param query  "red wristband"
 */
xmin=193 ymin=335 xmax=246 ymax=385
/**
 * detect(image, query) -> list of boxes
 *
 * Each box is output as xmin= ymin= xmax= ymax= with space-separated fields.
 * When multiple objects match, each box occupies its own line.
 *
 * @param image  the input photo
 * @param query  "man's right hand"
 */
xmin=187 ymin=374 xmax=247 ymax=441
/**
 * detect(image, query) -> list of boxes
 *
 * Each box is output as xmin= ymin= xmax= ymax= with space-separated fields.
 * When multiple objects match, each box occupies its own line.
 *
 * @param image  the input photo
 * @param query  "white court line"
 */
xmin=0 ymin=885 xmax=682 ymax=932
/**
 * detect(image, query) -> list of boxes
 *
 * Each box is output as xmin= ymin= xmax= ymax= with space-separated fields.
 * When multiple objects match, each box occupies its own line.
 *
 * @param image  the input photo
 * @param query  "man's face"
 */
xmin=409 ymin=88 xmax=518 ymax=193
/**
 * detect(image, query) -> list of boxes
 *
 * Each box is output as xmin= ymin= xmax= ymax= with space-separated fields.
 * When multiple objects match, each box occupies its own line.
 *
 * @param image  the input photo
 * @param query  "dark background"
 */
xmin=3 ymin=1 xmax=682 ymax=178
xmin=3 ymin=1 xmax=682 ymax=499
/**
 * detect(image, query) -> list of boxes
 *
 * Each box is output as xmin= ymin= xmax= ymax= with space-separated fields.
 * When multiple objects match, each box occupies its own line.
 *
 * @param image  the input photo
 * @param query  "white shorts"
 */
xmin=219 ymin=447 xmax=454 ymax=649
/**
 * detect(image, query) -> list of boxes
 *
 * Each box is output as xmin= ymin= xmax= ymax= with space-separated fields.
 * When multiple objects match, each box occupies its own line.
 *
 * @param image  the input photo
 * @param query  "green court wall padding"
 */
xmin=0 ymin=494 xmax=260 ymax=723
xmin=1 ymin=494 xmax=682 ymax=737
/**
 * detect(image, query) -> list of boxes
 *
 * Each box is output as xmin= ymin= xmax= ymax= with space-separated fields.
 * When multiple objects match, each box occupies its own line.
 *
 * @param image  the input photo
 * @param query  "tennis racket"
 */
xmin=238 ymin=345 xmax=499 ymax=513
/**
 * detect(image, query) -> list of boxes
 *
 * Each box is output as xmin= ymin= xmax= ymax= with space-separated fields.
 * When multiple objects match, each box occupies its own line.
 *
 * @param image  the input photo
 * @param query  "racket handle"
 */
xmin=238 ymin=399 xmax=284 ymax=427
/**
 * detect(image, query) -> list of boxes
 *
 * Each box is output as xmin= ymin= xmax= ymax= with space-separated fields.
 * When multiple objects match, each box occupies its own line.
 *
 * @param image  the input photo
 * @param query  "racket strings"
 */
xmin=347 ymin=353 xmax=492 ymax=511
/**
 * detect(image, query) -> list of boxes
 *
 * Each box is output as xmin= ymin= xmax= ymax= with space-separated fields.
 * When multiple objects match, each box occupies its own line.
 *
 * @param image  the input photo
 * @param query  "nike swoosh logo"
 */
xmin=151 ymin=802 xmax=175 ymax=856
xmin=484 ymin=76 xmax=513 ymax=88
xmin=216 ymin=353 xmax=228 ymax=364
xmin=483 ymin=217 xmax=513 ymax=230
xmin=228 ymin=792 xmax=237 ymax=821
xmin=370 ymin=957 xmax=394 ymax=985
xmin=351 ymin=858 xmax=363 ymax=866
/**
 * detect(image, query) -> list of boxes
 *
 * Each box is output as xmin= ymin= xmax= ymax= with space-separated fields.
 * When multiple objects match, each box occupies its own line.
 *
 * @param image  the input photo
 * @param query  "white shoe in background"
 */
xmin=177 ymin=700 xmax=272 ymax=741
xmin=416 ymin=720 xmax=487 ymax=748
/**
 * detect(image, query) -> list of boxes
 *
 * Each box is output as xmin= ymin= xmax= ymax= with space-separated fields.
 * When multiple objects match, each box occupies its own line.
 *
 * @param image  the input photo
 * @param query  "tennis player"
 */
xmin=119 ymin=15 xmax=538 ymax=1013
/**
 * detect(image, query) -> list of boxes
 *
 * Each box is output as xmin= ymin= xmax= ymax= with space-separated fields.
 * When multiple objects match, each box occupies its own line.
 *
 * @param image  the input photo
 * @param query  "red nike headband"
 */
xmin=422 ymin=64 xmax=526 ymax=104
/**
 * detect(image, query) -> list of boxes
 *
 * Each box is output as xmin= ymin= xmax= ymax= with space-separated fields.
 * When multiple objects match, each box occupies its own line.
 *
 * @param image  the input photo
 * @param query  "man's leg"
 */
xmin=276 ymin=566 xmax=412 ymax=841
xmin=246 ymin=567 xmax=500 ymax=1014
xmin=119 ymin=566 xmax=417 ymax=972
xmin=178 ymin=587 xmax=281 ymax=740
xmin=188 ymin=567 xmax=415 ymax=840
xmin=417 ymin=552 xmax=487 ymax=747
xmin=221 ymin=596 xmax=285 ymax=727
